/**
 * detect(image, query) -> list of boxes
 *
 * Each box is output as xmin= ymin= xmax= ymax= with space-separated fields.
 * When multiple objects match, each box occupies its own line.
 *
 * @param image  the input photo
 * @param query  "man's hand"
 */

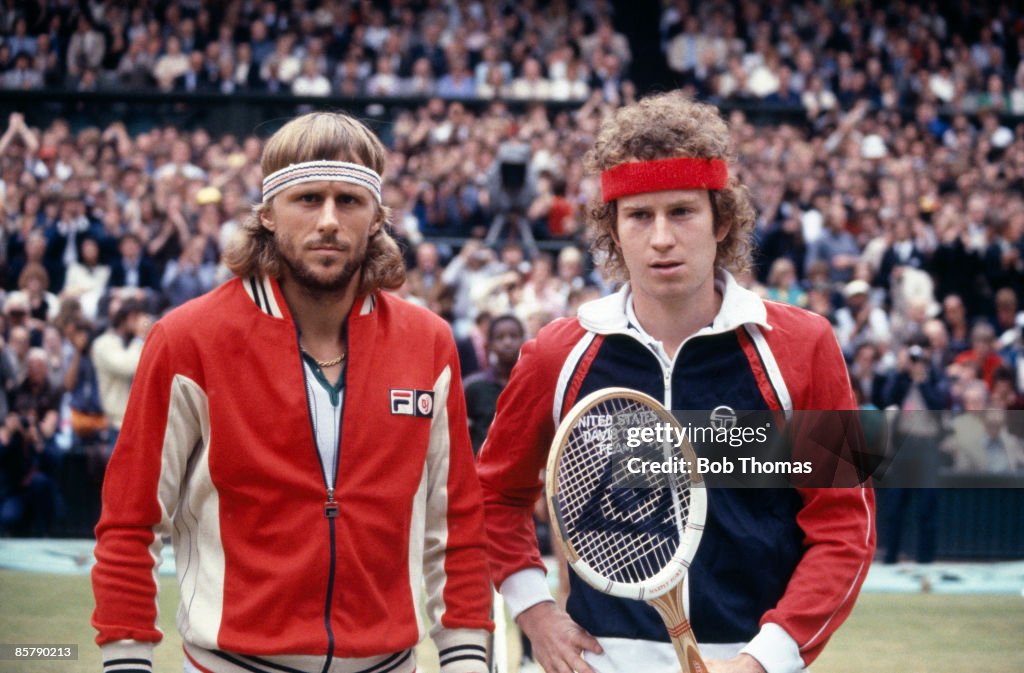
xmin=516 ymin=601 xmax=602 ymax=673
xmin=701 ymin=654 xmax=767 ymax=673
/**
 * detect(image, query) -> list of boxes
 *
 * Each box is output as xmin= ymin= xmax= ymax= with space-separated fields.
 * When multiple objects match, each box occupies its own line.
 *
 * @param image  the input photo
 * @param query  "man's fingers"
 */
xmin=540 ymin=651 xmax=578 ymax=673
xmin=550 ymin=647 xmax=596 ymax=673
xmin=569 ymin=628 xmax=603 ymax=654
xmin=569 ymin=652 xmax=599 ymax=673
xmin=519 ymin=603 xmax=603 ymax=673
xmin=539 ymin=636 xmax=599 ymax=673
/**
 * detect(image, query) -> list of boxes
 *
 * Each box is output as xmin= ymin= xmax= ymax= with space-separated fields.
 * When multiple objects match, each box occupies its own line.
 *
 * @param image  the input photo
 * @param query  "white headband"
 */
xmin=261 ymin=160 xmax=383 ymax=204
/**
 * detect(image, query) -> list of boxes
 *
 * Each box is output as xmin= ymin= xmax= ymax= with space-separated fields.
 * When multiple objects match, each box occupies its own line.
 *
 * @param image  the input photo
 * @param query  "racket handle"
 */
xmin=648 ymin=585 xmax=708 ymax=673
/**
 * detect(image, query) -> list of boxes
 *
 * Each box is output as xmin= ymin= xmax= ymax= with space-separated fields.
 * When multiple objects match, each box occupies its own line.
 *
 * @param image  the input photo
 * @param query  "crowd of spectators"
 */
xmin=3 ymin=1 xmax=1024 ymax=537
xmin=660 ymin=0 xmax=1024 ymax=116
xmin=0 ymin=0 xmax=639 ymax=103
xmin=3 ymin=1 xmax=1024 ymax=113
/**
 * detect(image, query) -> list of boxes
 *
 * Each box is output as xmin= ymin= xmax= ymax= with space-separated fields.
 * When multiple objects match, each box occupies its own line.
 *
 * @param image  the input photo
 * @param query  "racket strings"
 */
xmin=558 ymin=397 xmax=693 ymax=585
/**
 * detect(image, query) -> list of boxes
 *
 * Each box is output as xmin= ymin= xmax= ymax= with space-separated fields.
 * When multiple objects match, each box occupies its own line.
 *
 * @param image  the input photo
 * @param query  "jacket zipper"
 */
xmin=637 ymin=329 xmax=710 ymax=409
xmin=637 ymin=339 xmax=674 ymax=408
xmin=640 ymin=334 xmax=689 ymax=630
xmin=298 ymin=326 xmax=349 ymax=673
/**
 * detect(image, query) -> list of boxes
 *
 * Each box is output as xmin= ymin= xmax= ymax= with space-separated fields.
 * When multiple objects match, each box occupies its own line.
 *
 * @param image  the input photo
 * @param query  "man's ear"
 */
xmin=370 ymin=208 xmax=385 ymax=236
xmin=711 ymin=193 xmax=729 ymax=242
xmin=260 ymin=208 xmax=275 ymax=232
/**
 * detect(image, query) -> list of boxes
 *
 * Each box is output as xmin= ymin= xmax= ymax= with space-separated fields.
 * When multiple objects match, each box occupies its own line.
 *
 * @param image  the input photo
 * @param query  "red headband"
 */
xmin=600 ymin=157 xmax=728 ymax=203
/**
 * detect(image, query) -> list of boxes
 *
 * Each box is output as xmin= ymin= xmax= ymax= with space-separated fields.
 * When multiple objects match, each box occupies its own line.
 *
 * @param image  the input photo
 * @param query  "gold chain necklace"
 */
xmin=301 ymin=346 xmax=346 ymax=368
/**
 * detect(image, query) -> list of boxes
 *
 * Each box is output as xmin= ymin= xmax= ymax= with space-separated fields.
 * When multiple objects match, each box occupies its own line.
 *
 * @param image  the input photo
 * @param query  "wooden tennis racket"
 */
xmin=546 ymin=387 xmax=708 ymax=673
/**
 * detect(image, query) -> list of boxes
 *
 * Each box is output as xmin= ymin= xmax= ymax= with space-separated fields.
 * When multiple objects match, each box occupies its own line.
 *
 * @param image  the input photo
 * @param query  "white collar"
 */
xmin=577 ymin=268 xmax=772 ymax=337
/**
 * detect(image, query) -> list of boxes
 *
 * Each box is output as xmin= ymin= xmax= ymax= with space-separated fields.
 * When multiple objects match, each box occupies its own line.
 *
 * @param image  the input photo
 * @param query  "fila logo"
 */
xmin=390 ymin=389 xmax=435 ymax=417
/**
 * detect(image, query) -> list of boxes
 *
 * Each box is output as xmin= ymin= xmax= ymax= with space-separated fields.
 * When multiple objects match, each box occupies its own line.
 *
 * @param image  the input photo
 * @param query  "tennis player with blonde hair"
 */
xmin=477 ymin=92 xmax=875 ymax=673
xmin=92 ymin=112 xmax=492 ymax=673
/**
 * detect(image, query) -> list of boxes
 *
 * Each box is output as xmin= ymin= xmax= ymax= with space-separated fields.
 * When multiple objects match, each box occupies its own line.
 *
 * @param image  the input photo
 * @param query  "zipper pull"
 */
xmin=324 ymin=487 xmax=339 ymax=518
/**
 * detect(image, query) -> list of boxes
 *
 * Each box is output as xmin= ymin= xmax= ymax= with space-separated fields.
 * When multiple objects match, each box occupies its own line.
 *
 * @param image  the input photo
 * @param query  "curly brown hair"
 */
xmin=223 ymin=112 xmax=405 ymax=294
xmin=583 ymin=92 xmax=756 ymax=280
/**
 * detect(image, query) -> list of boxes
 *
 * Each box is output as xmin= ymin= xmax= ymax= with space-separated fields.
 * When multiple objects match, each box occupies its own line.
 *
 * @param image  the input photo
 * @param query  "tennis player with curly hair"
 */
xmin=477 ymin=92 xmax=875 ymax=673
xmin=92 ymin=112 xmax=492 ymax=673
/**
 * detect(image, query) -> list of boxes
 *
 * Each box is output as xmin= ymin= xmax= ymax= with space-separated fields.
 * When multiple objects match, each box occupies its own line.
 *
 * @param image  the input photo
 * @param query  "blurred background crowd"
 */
xmin=1 ymin=0 xmax=1024 ymax=539
xmin=1 ymin=0 xmax=1024 ymax=112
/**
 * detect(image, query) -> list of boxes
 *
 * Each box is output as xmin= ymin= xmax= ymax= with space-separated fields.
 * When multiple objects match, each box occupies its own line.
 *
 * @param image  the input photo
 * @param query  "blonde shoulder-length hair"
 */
xmin=223 ymin=112 xmax=405 ymax=294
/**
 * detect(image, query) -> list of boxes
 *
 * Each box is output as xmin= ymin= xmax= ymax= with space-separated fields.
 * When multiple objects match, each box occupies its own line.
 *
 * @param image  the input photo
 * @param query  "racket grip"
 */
xmin=648 ymin=586 xmax=708 ymax=673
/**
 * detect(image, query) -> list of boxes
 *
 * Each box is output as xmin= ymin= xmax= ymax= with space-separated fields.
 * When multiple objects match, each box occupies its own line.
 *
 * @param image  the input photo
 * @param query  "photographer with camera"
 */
xmin=0 ymin=408 xmax=62 ymax=536
xmin=878 ymin=340 xmax=949 ymax=564
xmin=10 ymin=348 xmax=62 ymax=421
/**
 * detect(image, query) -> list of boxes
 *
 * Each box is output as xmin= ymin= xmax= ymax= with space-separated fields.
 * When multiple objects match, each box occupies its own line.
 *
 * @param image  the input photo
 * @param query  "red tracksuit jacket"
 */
xmin=92 ymin=275 xmax=492 ymax=673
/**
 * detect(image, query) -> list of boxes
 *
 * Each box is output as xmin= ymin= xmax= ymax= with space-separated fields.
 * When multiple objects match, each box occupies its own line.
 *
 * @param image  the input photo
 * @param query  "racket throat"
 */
xmin=648 ymin=587 xmax=708 ymax=673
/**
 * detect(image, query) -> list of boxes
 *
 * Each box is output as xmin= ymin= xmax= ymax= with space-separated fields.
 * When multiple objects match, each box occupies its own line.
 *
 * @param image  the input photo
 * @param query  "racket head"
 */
xmin=546 ymin=387 xmax=706 ymax=601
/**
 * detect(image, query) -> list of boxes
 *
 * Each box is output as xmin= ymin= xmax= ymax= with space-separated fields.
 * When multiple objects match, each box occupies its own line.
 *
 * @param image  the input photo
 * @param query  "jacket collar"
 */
xmin=242 ymin=274 xmax=377 ymax=321
xmin=577 ymin=268 xmax=771 ymax=336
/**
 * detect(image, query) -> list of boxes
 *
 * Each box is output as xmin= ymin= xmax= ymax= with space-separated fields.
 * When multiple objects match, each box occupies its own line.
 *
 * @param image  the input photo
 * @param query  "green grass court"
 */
xmin=1 ymin=569 xmax=1022 ymax=673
